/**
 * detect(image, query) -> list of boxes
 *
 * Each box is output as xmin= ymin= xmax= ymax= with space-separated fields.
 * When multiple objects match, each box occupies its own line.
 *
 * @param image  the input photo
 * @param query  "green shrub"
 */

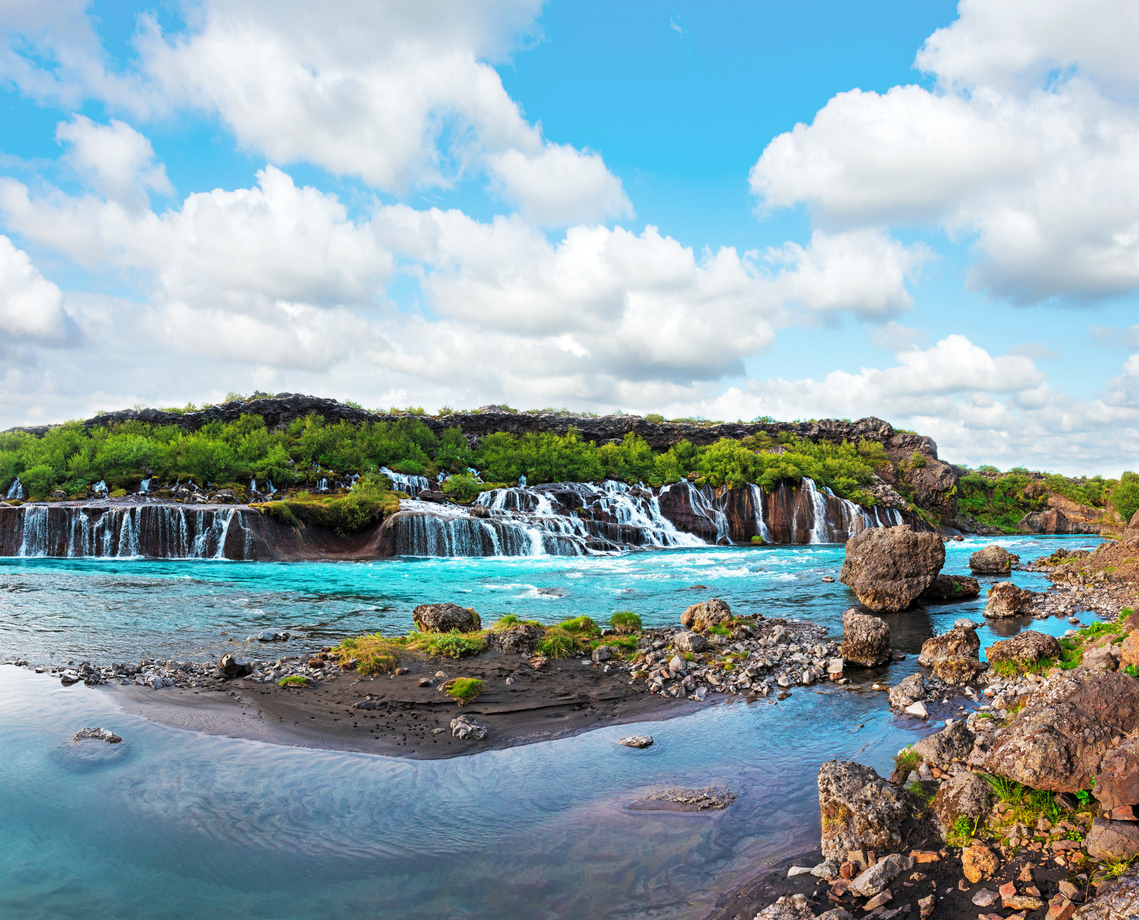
xmin=537 ymin=627 xmax=575 ymax=658
xmin=558 ymin=616 xmax=601 ymax=638
xmin=412 ymin=630 xmax=488 ymax=659
xmin=946 ymin=816 xmax=978 ymax=848
xmin=442 ymin=471 xmax=481 ymax=503
xmin=278 ymin=675 xmax=309 ymax=688
xmin=445 ymin=677 xmax=484 ymax=705
xmin=609 ymin=611 xmax=643 ymax=634
xmin=1111 ymin=472 xmax=1139 ymax=523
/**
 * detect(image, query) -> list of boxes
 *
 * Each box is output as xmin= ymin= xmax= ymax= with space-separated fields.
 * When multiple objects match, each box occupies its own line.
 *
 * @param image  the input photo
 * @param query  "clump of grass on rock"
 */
xmin=278 ymin=675 xmax=310 ymax=688
xmin=444 ymin=678 xmax=485 ymax=705
xmin=610 ymin=611 xmax=643 ymax=634
xmin=537 ymin=627 xmax=575 ymax=659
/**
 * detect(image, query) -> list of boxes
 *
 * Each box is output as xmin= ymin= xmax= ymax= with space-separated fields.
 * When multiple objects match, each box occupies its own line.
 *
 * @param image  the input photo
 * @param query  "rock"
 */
xmin=987 ymin=631 xmax=1062 ymax=667
xmin=255 ymin=630 xmax=289 ymax=642
xmin=469 ymin=503 xmax=490 ymax=518
xmin=487 ymin=624 xmax=542 ymax=655
xmin=1095 ymin=736 xmax=1139 ymax=811
xmin=1119 ymin=633 xmax=1139 ymax=670
xmin=1046 ymin=900 xmax=1076 ymax=920
xmin=970 ymin=544 xmax=1018 ymax=575
xmin=417 ymin=678 xmax=432 ymax=687
xmin=72 ymin=727 xmax=122 ymax=744
xmin=862 ymin=890 xmax=892 ymax=912
xmin=413 ymin=603 xmax=480 ymax=633
xmin=918 ymin=894 xmax=935 ymax=920
xmin=914 ymin=720 xmax=975 ymax=769
xmin=933 ymin=656 xmax=987 ymax=685
xmin=753 ymin=894 xmax=815 ymax=920
xmin=353 ymin=698 xmax=379 ymax=710
xmin=219 ymin=654 xmax=252 ymax=678
xmin=450 ymin=714 xmax=488 ymax=741
xmin=1084 ymin=645 xmax=1120 ymax=672
xmin=961 ymin=842 xmax=999 ymax=883
xmin=680 ymin=598 xmax=732 ymax=632
xmin=983 ymin=668 xmax=1139 ymax=792
xmin=849 ymin=853 xmax=913 ymax=898
xmin=984 ymin=581 xmax=1040 ymax=618
xmin=1071 ymin=863 xmax=1139 ymax=919
xmin=213 ymin=488 xmax=236 ymax=503
xmin=529 ymin=655 xmax=549 ymax=670
xmin=973 ymin=890 xmax=998 ymax=907
xmin=905 ymin=701 xmax=929 ymax=719
xmin=919 ymin=626 xmax=981 ymax=666
xmin=811 ymin=859 xmax=840 ymax=880
xmin=919 ymin=574 xmax=981 ymax=603
xmin=1086 ymin=819 xmax=1139 ymax=860
xmin=816 ymin=908 xmax=853 ymax=920
xmin=786 ymin=866 xmax=813 ymax=877
xmin=888 ymin=673 xmax=927 ymax=710
xmin=838 ymin=525 xmax=946 ymax=612
xmin=817 ymin=761 xmax=911 ymax=862
xmin=674 ymin=631 xmax=709 ymax=653
xmin=418 ymin=489 xmax=447 ymax=503
xmin=841 ymin=610 xmax=891 ymax=668
xmin=828 ymin=658 xmax=845 ymax=680
xmin=618 ymin=735 xmax=653 ymax=749
xmin=933 ymin=770 xmax=992 ymax=836
xmin=592 ymin=646 xmax=614 ymax=663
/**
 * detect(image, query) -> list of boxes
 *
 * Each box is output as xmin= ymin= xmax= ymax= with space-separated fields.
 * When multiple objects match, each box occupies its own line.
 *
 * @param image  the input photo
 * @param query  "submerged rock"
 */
xmin=838 ymin=525 xmax=945 ymax=612
xmin=72 ymin=727 xmax=122 ymax=744
xmin=413 ymin=603 xmax=480 ymax=633
xmin=841 ymin=610 xmax=891 ymax=668
xmin=817 ymin=761 xmax=910 ymax=862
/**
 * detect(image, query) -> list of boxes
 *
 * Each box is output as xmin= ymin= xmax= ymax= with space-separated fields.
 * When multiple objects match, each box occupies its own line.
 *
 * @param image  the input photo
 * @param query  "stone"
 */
xmin=417 ymin=678 xmax=432 ymax=687
xmin=255 ymin=630 xmax=289 ymax=642
xmin=753 ymin=894 xmax=815 ymax=920
xmin=413 ymin=603 xmax=479 ymax=633
xmin=617 ymin=735 xmax=653 ymax=749
xmin=1071 ymin=864 xmax=1139 ymax=919
xmin=1119 ymin=633 xmax=1139 ymax=671
xmin=787 ymin=866 xmax=814 ymax=877
xmin=72 ymin=727 xmax=122 ymax=744
xmin=862 ymin=890 xmax=893 ymax=911
xmin=888 ymin=673 xmax=927 ymax=710
xmin=1083 ymin=645 xmax=1120 ymax=672
xmin=1046 ymin=900 xmax=1076 ymax=920
xmin=1085 ymin=819 xmax=1139 ymax=860
xmin=916 ymin=720 xmax=976 ymax=770
xmin=961 ymin=842 xmax=999 ymax=883
xmin=973 ymin=890 xmax=998 ymax=907
xmin=987 ymin=631 xmax=1063 ymax=667
xmin=918 ymin=894 xmax=935 ymax=920
xmin=674 ymin=631 xmax=709 ymax=654
xmin=934 ymin=657 xmax=987 ymax=685
xmin=811 ymin=859 xmax=840 ymax=879
xmin=219 ymin=653 xmax=252 ymax=678
xmin=529 ymin=656 xmax=549 ymax=670
xmin=592 ymin=646 xmax=614 ymax=663
xmin=905 ymin=701 xmax=929 ymax=719
xmin=841 ymin=610 xmax=891 ymax=668
xmin=1096 ymin=736 xmax=1139 ymax=811
xmin=983 ymin=668 xmax=1139 ymax=792
xmin=680 ymin=598 xmax=732 ymax=632
xmin=919 ymin=627 xmax=981 ymax=666
xmin=817 ymin=761 xmax=911 ymax=862
xmin=910 ymin=850 xmax=940 ymax=863
xmin=919 ymin=574 xmax=981 ymax=603
xmin=849 ymin=853 xmax=913 ymax=897
xmin=838 ymin=525 xmax=946 ymax=612
xmin=816 ymin=911 xmax=853 ymax=920
xmin=1006 ymin=895 xmax=1045 ymax=911
xmin=984 ymin=582 xmax=1040 ymax=618
xmin=488 ymin=624 xmax=541 ymax=655
xmin=970 ymin=544 xmax=1018 ymax=575
xmin=450 ymin=714 xmax=488 ymax=741
xmin=353 ymin=698 xmax=379 ymax=710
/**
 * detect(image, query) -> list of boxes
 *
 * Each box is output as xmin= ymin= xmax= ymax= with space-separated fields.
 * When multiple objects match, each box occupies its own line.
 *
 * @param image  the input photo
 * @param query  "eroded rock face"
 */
xmin=919 ymin=574 xmax=981 ymax=603
xmin=986 ymin=631 xmax=1062 ymax=666
xmin=1073 ymin=863 xmax=1139 ymax=920
xmin=933 ymin=771 xmax=992 ymax=837
xmin=983 ymin=668 xmax=1139 ymax=792
xmin=970 ymin=544 xmax=1018 ymax=575
xmin=841 ymin=610 xmax=891 ymax=668
xmin=934 ymin=657 xmax=987 ymax=685
xmin=487 ymin=624 xmax=541 ymax=655
xmin=919 ymin=626 xmax=981 ymax=666
xmin=839 ymin=525 xmax=945 ymax=612
xmin=984 ymin=582 xmax=1040 ymax=618
xmin=913 ymin=720 xmax=975 ymax=770
xmin=680 ymin=598 xmax=731 ymax=632
xmin=817 ymin=761 xmax=910 ymax=862
xmin=1086 ymin=819 xmax=1139 ymax=861
xmin=1095 ymin=736 xmax=1139 ymax=812
xmin=413 ymin=603 xmax=479 ymax=633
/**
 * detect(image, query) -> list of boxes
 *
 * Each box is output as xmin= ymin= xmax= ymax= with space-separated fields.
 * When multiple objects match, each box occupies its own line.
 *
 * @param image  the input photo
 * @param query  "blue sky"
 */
xmin=0 ymin=0 xmax=1137 ymax=475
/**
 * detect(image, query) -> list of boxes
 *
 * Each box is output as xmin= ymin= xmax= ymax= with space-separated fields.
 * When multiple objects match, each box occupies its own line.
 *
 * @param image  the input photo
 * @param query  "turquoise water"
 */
xmin=0 ymin=535 xmax=1102 ymax=919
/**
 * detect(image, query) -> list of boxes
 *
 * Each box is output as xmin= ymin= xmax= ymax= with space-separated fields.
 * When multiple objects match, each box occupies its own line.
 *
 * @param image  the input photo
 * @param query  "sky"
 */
xmin=0 ymin=0 xmax=1138 ymax=476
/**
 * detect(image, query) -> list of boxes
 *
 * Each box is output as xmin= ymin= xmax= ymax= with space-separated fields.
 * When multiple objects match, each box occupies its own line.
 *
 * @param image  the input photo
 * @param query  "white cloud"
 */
xmin=56 ymin=115 xmax=173 ymax=211
xmin=0 ymin=235 xmax=69 ymax=343
xmin=749 ymin=1 xmax=1139 ymax=304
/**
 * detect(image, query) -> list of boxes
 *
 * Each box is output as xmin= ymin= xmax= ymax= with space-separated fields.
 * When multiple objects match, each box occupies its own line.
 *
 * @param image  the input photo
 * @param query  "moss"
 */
xmin=445 ymin=677 xmax=485 ymax=705
xmin=278 ymin=675 xmax=310 ymax=688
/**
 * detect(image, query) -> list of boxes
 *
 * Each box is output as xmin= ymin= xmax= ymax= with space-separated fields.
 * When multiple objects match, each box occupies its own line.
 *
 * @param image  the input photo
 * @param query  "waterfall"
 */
xmin=388 ymin=508 xmax=584 ymax=558
xmin=801 ymin=479 xmax=831 ymax=544
xmin=5 ymin=478 xmax=24 ymax=500
xmin=139 ymin=478 xmax=151 ymax=493
xmin=380 ymin=467 xmax=430 ymax=496
xmin=746 ymin=483 xmax=772 ymax=543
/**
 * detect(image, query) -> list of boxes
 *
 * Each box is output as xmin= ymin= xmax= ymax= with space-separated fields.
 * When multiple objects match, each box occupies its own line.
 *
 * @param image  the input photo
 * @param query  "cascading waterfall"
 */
xmin=388 ymin=503 xmax=584 ymax=558
xmin=746 ymin=483 xmax=773 ymax=543
xmin=380 ymin=467 xmax=430 ymax=496
xmin=5 ymin=478 xmax=24 ymax=500
xmin=801 ymin=479 xmax=831 ymax=544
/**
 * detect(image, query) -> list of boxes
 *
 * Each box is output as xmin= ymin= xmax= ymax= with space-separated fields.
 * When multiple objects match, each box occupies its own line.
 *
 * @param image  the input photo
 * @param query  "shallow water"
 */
xmin=0 ymin=535 xmax=1103 ymax=919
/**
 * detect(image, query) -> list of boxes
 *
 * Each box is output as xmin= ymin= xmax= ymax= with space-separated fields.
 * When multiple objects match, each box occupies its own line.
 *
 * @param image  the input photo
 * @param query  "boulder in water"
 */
xmin=888 ymin=672 xmax=927 ymax=710
xmin=838 ymin=525 xmax=945 ymax=612
xmin=413 ymin=603 xmax=480 ymax=633
xmin=970 ymin=544 xmax=1018 ymax=575
xmin=986 ymin=630 xmax=1061 ymax=667
xmin=680 ymin=598 xmax=731 ymax=632
xmin=984 ymin=581 xmax=1039 ymax=618
xmin=840 ymin=610 xmax=890 ymax=668
xmin=918 ymin=624 xmax=980 ymax=666
xmin=72 ymin=727 xmax=122 ymax=744
xmin=817 ymin=760 xmax=910 ymax=862
xmin=918 ymin=574 xmax=980 ymax=603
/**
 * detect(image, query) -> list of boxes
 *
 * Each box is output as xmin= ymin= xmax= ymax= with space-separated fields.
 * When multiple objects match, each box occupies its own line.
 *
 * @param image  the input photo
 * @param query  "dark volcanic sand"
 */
xmin=112 ymin=649 xmax=698 ymax=758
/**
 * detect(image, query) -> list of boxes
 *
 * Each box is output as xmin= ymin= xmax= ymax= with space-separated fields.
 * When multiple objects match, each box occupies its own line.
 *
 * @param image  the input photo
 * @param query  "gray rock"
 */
xmin=219 ymin=654 xmax=252 ymax=679
xmin=849 ymin=852 xmax=914 ymax=898
xmin=753 ymin=894 xmax=815 ymax=920
xmin=450 ymin=714 xmax=489 ymax=741
xmin=987 ymin=630 xmax=1062 ymax=666
xmin=680 ymin=597 xmax=732 ymax=632
xmin=933 ymin=656 xmax=987 ymax=685
xmin=905 ymin=701 xmax=929 ymax=719
xmin=1086 ymin=818 xmax=1139 ymax=861
xmin=969 ymin=544 xmax=1018 ymax=575
xmin=888 ymin=673 xmax=927 ymax=710
xmin=674 ymin=631 xmax=709 ymax=653
xmin=618 ymin=735 xmax=653 ymax=749
xmin=919 ymin=627 xmax=981 ymax=666
xmin=72 ymin=727 xmax=122 ymax=744
xmin=592 ymin=645 xmax=614 ymax=663
xmin=817 ymin=761 xmax=911 ymax=862
xmin=933 ymin=770 xmax=992 ymax=837
xmin=1073 ymin=862 xmax=1139 ymax=919
xmin=353 ymin=698 xmax=379 ymax=710
xmin=1084 ymin=645 xmax=1121 ymax=671
xmin=487 ymin=624 xmax=541 ymax=655
xmin=841 ymin=610 xmax=891 ymax=668
xmin=839 ymin=525 xmax=946 ymax=612
xmin=811 ymin=859 xmax=840 ymax=880
xmin=255 ymin=630 xmax=289 ymax=642
xmin=919 ymin=574 xmax=981 ymax=603
xmin=984 ymin=581 xmax=1040 ymax=618
xmin=954 ymin=618 xmax=979 ymax=630
xmin=913 ymin=719 xmax=975 ymax=769
xmin=413 ymin=603 xmax=480 ymax=633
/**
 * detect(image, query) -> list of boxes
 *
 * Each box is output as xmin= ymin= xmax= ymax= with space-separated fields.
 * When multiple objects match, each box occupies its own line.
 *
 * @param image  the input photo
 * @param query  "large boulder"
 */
xmin=983 ymin=668 xmax=1139 ymax=792
xmin=1086 ymin=819 xmax=1139 ymax=861
xmin=680 ymin=598 xmax=731 ymax=632
xmin=919 ymin=574 xmax=981 ymax=603
xmin=913 ymin=720 xmax=975 ymax=770
xmin=1095 ymin=736 xmax=1139 ymax=812
xmin=919 ymin=625 xmax=980 ymax=666
xmin=413 ymin=603 xmax=480 ymax=633
xmin=970 ymin=544 xmax=1018 ymax=575
xmin=674 ymin=631 xmax=709 ymax=653
xmin=986 ymin=631 xmax=1062 ymax=668
xmin=839 ymin=525 xmax=945 ymax=612
xmin=933 ymin=771 xmax=993 ymax=837
xmin=984 ymin=582 xmax=1039 ymax=618
xmin=487 ymin=624 xmax=541 ymax=655
xmin=1072 ymin=863 xmax=1139 ymax=920
xmin=934 ymin=657 xmax=987 ymax=685
xmin=817 ymin=761 xmax=911 ymax=862
xmin=840 ymin=610 xmax=891 ymax=668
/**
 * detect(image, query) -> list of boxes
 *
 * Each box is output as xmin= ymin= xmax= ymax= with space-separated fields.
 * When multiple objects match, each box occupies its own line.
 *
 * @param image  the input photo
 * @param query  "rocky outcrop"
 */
xmin=984 ymin=581 xmax=1040 ymax=618
xmin=1085 ymin=819 xmax=1139 ymax=861
xmin=1094 ymin=737 xmax=1139 ymax=813
xmin=983 ymin=668 xmax=1139 ymax=792
xmin=932 ymin=770 xmax=992 ymax=836
xmin=918 ymin=574 xmax=980 ymax=603
xmin=919 ymin=625 xmax=980 ymax=666
xmin=986 ymin=631 xmax=1062 ymax=667
xmin=1073 ymin=863 xmax=1139 ymax=919
xmin=487 ymin=625 xmax=541 ymax=655
xmin=841 ymin=610 xmax=891 ymax=667
xmin=413 ymin=603 xmax=480 ymax=633
xmin=681 ymin=598 xmax=732 ymax=632
xmin=817 ymin=761 xmax=911 ymax=862
xmin=970 ymin=544 xmax=1018 ymax=575
xmin=839 ymin=525 xmax=945 ymax=612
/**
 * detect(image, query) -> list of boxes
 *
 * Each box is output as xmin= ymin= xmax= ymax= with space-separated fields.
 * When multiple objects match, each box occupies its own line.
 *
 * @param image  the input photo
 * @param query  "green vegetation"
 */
xmin=444 ymin=678 xmax=485 ymax=705
xmin=557 ymin=616 xmax=601 ymax=638
xmin=407 ymin=630 xmax=488 ymax=659
xmin=956 ymin=466 xmax=1129 ymax=533
xmin=990 ymin=658 xmax=1055 ymax=679
xmin=333 ymin=635 xmax=400 ymax=674
xmin=946 ymin=816 xmax=978 ymax=848
xmin=441 ymin=472 xmax=482 ymax=503
xmin=1112 ymin=471 xmax=1139 ymax=523
xmin=609 ymin=611 xmax=643 ymax=634
xmin=536 ymin=627 xmax=575 ymax=658
xmin=708 ymin=624 xmax=731 ymax=637
xmin=1124 ymin=664 xmax=1139 ymax=679
xmin=278 ymin=675 xmax=310 ymax=688
xmin=254 ymin=475 xmax=400 ymax=537
xmin=492 ymin=614 xmax=542 ymax=629
xmin=894 ymin=747 xmax=921 ymax=776
xmin=981 ymin=774 xmax=1064 ymax=824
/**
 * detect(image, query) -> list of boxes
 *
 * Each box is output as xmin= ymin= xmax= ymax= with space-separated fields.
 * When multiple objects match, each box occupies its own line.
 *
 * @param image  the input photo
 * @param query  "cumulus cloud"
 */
xmin=0 ymin=235 xmax=70 ymax=343
xmin=750 ymin=0 xmax=1139 ymax=304
xmin=56 ymin=115 xmax=173 ymax=211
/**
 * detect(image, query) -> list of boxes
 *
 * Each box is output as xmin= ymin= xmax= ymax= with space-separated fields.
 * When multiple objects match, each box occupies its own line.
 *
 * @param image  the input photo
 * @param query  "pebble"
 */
xmin=617 ymin=735 xmax=653 ymax=749
xmin=787 ymin=866 xmax=813 ymax=877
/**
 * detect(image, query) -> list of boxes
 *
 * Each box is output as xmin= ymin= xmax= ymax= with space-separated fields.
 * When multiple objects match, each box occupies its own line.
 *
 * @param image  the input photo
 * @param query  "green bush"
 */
xmin=445 ymin=677 xmax=484 ymax=705
xmin=413 ymin=630 xmax=488 ymax=659
xmin=558 ymin=616 xmax=601 ymax=638
xmin=1111 ymin=472 xmax=1139 ymax=523
xmin=442 ymin=472 xmax=482 ymax=503
xmin=537 ymin=627 xmax=575 ymax=658
xmin=610 ymin=611 xmax=643 ymax=634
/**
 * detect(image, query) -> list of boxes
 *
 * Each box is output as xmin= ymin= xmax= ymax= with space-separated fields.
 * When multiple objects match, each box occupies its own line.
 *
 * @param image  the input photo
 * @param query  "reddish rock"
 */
xmin=970 ymin=544 xmax=1018 ymax=575
xmin=984 ymin=581 xmax=1040 ymax=618
xmin=1086 ymin=818 xmax=1139 ymax=860
xmin=839 ymin=525 xmax=945 ymax=612
xmin=1095 ymin=736 xmax=1139 ymax=811
xmin=961 ymin=843 xmax=999 ymax=883
xmin=919 ymin=625 xmax=980 ymax=666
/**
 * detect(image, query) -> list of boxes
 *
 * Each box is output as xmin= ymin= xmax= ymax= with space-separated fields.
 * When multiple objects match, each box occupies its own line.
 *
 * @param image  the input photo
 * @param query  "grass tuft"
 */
xmin=278 ymin=675 xmax=310 ymax=688
xmin=557 ymin=615 xmax=601 ymax=638
xmin=445 ymin=677 xmax=485 ymax=705
xmin=333 ymin=634 xmax=400 ymax=674
xmin=610 ymin=611 xmax=643 ymax=634
xmin=895 ymin=747 xmax=921 ymax=776
xmin=537 ymin=627 xmax=575 ymax=658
